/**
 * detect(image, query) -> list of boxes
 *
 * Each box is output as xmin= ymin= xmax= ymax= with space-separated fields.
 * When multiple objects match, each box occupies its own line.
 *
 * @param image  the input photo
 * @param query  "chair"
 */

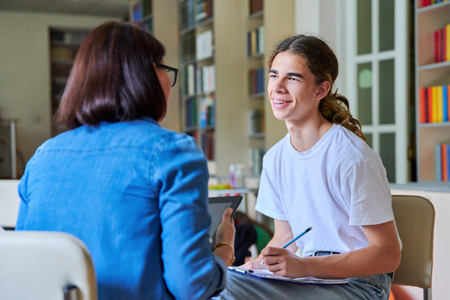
xmin=0 ymin=231 xmax=97 ymax=300
xmin=392 ymin=195 xmax=435 ymax=300
xmin=0 ymin=179 xmax=21 ymax=229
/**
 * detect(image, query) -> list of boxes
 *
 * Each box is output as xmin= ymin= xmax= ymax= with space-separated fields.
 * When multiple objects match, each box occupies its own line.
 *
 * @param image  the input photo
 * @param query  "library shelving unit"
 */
xmin=49 ymin=28 xmax=90 ymax=136
xmin=246 ymin=0 xmax=265 ymax=176
xmin=128 ymin=0 xmax=180 ymax=133
xmin=176 ymin=0 xmax=294 ymax=177
xmin=129 ymin=0 xmax=153 ymax=33
xmin=179 ymin=0 xmax=217 ymax=172
xmin=416 ymin=0 xmax=450 ymax=183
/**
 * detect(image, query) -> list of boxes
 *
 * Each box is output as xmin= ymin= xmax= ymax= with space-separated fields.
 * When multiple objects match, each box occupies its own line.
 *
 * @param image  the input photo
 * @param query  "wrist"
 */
xmin=213 ymin=242 xmax=235 ymax=267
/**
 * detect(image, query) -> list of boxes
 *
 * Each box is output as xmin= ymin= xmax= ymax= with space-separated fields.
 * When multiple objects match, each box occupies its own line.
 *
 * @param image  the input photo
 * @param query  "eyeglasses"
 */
xmin=156 ymin=63 xmax=178 ymax=87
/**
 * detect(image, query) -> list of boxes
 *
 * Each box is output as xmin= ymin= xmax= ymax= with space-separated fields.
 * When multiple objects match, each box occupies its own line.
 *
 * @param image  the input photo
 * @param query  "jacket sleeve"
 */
xmin=153 ymin=134 xmax=226 ymax=300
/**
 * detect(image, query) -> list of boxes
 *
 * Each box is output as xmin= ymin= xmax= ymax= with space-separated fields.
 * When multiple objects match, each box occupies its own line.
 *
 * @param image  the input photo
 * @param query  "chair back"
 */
xmin=0 ymin=180 xmax=21 ymax=228
xmin=0 ymin=231 xmax=97 ymax=300
xmin=392 ymin=195 xmax=435 ymax=289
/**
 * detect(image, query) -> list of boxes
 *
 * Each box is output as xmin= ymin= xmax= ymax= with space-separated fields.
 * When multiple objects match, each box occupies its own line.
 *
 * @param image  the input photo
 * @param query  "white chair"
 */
xmin=0 ymin=179 xmax=21 ymax=229
xmin=0 ymin=231 xmax=97 ymax=300
xmin=392 ymin=195 xmax=435 ymax=300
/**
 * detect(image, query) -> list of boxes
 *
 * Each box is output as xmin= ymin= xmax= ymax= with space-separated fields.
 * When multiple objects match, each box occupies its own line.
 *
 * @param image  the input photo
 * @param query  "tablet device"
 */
xmin=208 ymin=196 xmax=243 ymax=238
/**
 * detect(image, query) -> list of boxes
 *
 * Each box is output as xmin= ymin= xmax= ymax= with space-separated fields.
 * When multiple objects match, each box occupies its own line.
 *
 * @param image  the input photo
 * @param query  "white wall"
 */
xmin=295 ymin=0 xmax=346 ymax=94
xmin=0 ymin=12 xmax=118 ymax=174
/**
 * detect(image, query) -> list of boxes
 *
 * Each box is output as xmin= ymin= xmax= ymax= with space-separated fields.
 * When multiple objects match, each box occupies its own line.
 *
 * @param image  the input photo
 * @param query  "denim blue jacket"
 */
xmin=16 ymin=118 xmax=226 ymax=300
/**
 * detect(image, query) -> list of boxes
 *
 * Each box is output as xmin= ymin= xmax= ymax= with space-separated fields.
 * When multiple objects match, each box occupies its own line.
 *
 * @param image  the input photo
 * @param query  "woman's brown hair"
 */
xmin=268 ymin=34 xmax=365 ymax=141
xmin=55 ymin=21 xmax=167 ymax=129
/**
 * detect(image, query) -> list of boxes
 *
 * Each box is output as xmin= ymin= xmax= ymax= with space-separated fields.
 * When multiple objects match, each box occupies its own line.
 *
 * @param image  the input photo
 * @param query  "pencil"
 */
xmin=261 ymin=226 xmax=312 ymax=265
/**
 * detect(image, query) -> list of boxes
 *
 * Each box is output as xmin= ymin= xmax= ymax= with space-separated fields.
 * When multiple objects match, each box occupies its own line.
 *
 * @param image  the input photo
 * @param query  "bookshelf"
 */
xmin=0 ymin=119 xmax=18 ymax=179
xmin=49 ymin=28 xmax=90 ymax=136
xmin=128 ymin=0 xmax=180 ymax=133
xmin=176 ymin=0 xmax=294 ymax=177
xmin=416 ymin=0 xmax=450 ymax=182
xmin=130 ymin=0 xmax=154 ymax=33
xmin=179 ymin=0 xmax=217 ymax=170
xmin=247 ymin=0 xmax=265 ymax=176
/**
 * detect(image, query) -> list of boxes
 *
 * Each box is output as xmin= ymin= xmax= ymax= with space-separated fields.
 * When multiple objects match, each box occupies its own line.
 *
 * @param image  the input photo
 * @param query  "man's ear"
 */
xmin=315 ymin=81 xmax=331 ymax=101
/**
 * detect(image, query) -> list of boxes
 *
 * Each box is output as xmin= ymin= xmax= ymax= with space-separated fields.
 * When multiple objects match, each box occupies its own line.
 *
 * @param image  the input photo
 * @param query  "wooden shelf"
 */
xmin=180 ymin=26 xmax=196 ymax=35
xmin=184 ymin=126 xmax=198 ymax=132
xmin=418 ymin=122 xmax=450 ymax=128
xmin=417 ymin=1 xmax=450 ymax=14
xmin=134 ymin=13 xmax=153 ymax=23
xmin=248 ymin=10 xmax=264 ymax=19
xmin=249 ymin=92 xmax=264 ymax=98
xmin=50 ymin=41 xmax=81 ymax=48
xmin=197 ymin=17 xmax=214 ymax=27
xmin=248 ymin=133 xmax=265 ymax=139
xmin=418 ymin=61 xmax=450 ymax=71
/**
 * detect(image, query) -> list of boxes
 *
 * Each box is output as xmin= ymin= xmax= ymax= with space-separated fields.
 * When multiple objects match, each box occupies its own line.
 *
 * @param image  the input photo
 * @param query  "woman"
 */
xmin=217 ymin=35 xmax=401 ymax=299
xmin=16 ymin=21 xmax=235 ymax=300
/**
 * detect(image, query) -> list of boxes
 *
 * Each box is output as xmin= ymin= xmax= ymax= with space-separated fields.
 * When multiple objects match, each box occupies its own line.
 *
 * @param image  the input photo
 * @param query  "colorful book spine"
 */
xmin=428 ymin=87 xmax=433 ymax=122
xmin=437 ymin=144 xmax=442 ymax=182
xmin=444 ymin=85 xmax=449 ymax=122
xmin=438 ymin=85 xmax=444 ymax=122
xmin=434 ymin=24 xmax=450 ymax=63
xmin=420 ymin=88 xmax=426 ymax=123
xmin=447 ymin=144 xmax=450 ymax=182
xmin=435 ymin=144 xmax=450 ymax=182
xmin=247 ymin=27 xmax=265 ymax=56
xmin=422 ymin=84 xmax=450 ymax=123
xmin=442 ymin=144 xmax=448 ymax=182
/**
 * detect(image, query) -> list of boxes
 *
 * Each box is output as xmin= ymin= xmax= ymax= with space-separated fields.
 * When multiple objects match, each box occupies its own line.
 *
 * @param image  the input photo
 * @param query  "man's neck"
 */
xmin=286 ymin=116 xmax=333 ymax=153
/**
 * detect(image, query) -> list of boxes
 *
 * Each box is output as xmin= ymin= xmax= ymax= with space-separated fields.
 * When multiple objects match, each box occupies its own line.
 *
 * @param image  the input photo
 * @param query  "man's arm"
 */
xmin=261 ymin=220 xmax=401 ymax=278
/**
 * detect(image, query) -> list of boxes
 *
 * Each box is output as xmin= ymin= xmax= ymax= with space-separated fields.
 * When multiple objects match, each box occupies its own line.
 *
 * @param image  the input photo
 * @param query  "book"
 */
xmin=435 ymin=30 xmax=439 ymax=63
xmin=428 ymin=87 xmax=433 ymax=123
xmin=228 ymin=266 xmax=349 ymax=285
xmin=446 ymin=25 xmax=450 ymax=61
xmin=249 ymin=148 xmax=265 ymax=175
xmin=448 ymin=85 xmax=450 ymax=121
xmin=444 ymin=85 xmax=448 ymax=122
xmin=444 ymin=27 xmax=447 ymax=62
xmin=432 ymin=86 xmax=438 ymax=123
xmin=438 ymin=85 xmax=443 ymax=122
xmin=437 ymin=144 xmax=442 ymax=182
xmin=258 ymin=26 xmax=264 ymax=54
xmin=447 ymin=144 xmax=450 ymax=182
xmin=419 ymin=88 xmax=426 ymax=123
xmin=442 ymin=144 xmax=448 ymax=182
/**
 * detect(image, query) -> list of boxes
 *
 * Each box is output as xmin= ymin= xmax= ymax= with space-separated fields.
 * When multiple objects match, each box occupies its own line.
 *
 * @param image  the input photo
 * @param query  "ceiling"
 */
xmin=0 ymin=0 xmax=130 ymax=19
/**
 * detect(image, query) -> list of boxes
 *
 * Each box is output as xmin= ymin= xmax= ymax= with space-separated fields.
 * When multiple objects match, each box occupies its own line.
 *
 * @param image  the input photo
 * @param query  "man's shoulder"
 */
xmin=332 ymin=125 xmax=384 ymax=168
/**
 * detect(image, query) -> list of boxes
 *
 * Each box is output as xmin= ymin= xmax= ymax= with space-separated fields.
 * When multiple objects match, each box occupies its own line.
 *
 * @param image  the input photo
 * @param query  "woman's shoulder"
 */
xmin=37 ymin=119 xmax=197 ymax=154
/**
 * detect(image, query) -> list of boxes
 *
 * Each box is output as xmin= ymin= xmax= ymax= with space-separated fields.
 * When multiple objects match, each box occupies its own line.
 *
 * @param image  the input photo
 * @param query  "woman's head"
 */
xmin=56 ymin=21 xmax=170 ymax=129
xmin=268 ymin=34 xmax=365 ymax=140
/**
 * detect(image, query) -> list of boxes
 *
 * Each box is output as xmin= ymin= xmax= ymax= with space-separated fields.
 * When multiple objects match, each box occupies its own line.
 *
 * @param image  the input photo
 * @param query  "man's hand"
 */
xmin=260 ymin=247 xmax=304 ymax=278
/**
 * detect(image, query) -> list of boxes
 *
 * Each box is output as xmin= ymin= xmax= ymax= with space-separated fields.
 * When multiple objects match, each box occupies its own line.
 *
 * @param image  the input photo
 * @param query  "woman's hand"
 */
xmin=213 ymin=208 xmax=236 ymax=266
xmin=215 ymin=208 xmax=235 ymax=245
xmin=259 ymin=246 xmax=304 ymax=278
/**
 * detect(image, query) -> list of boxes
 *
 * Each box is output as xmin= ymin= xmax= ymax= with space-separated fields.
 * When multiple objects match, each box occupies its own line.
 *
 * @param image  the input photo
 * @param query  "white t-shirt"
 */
xmin=256 ymin=124 xmax=397 ymax=256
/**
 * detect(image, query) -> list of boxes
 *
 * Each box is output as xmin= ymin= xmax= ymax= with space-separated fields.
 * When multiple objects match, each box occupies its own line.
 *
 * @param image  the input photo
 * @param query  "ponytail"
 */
xmin=319 ymin=90 xmax=365 ymax=141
